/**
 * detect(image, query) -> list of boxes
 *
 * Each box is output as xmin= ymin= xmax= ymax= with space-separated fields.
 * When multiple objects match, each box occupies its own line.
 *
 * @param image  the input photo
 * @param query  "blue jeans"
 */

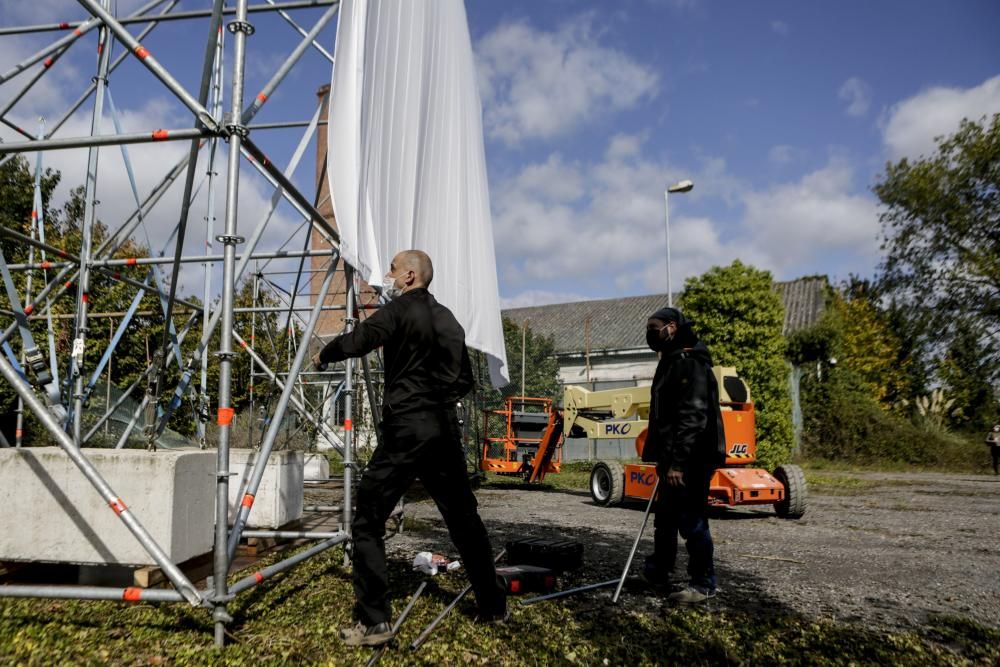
xmin=645 ymin=468 xmax=716 ymax=591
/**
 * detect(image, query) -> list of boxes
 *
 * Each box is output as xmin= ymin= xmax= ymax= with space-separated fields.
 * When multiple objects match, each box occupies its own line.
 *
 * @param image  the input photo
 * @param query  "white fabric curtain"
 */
xmin=326 ymin=0 xmax=509 ymax=387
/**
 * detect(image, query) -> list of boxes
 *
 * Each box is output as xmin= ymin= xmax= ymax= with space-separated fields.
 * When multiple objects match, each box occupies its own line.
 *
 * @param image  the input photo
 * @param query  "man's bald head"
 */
xmin=391 ymin=249 xmax=434 ymax=288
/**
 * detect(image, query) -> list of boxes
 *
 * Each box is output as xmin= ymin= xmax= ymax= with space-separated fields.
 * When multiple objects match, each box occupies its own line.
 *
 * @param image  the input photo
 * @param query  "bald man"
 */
xmin=314 ymin=250 xmax=506 ymax=647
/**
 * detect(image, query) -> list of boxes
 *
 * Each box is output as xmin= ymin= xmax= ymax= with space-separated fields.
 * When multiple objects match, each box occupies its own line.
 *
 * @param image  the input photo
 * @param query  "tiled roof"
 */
xmin=774 ymin=276 xmax=828 ymax=335
xmin=502 ymin=277 xmax=828 ymax=355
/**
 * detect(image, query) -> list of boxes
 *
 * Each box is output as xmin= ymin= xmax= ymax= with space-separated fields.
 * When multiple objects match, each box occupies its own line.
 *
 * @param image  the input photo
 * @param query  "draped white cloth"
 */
xmin=326 ymin=0 xmax=509 ymax=387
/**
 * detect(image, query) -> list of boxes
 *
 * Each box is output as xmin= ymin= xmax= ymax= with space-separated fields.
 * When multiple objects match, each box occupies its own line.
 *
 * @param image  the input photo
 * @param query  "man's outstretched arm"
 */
xmin=314 ymin=307 xmax=395 ymax=367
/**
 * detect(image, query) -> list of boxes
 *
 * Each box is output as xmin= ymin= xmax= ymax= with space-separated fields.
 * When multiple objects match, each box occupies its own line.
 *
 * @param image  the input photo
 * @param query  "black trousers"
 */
xmin=351 ymin=407 xmax=505 ymax=625
xmin=647 ymin=467 xmax=716 ymax=590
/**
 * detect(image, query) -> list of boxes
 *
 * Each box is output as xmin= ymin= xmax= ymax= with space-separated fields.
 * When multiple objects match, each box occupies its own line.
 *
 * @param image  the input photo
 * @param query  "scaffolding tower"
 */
xmin=0 ymin=0 xmax=373 ymax=646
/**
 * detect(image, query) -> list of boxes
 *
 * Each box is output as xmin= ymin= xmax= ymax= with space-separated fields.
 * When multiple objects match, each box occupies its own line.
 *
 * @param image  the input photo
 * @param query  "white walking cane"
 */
xmin=612 ymin=478 xmax=660 ymax=603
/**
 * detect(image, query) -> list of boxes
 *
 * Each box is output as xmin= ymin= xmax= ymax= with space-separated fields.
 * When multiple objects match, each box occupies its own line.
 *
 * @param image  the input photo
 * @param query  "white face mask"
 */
xmin=381 ymin=273 xmax=403 ymax=299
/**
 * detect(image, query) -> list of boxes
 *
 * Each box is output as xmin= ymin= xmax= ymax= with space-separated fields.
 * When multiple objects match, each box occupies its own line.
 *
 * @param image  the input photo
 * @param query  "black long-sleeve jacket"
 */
xmin=641 ymin=341 xmax=726 ymax=473
xmin=318 ymin=288 xmax=473 ymax=418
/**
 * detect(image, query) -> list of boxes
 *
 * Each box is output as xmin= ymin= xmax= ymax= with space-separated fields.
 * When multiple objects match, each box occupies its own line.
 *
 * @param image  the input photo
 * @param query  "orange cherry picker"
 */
xmin=478 ymin=368 xmax=806 ymax=518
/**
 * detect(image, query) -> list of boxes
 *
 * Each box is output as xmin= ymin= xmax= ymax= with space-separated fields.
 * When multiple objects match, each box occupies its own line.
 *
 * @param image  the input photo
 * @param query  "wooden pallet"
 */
xmin=0 ymin=510 xmax=351 ymax=591
xmin=133 ymin=551 xmax=215 ymax=589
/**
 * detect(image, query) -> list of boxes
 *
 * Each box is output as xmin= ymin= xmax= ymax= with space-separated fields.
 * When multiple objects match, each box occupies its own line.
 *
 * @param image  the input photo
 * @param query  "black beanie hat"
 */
xmin=649 ymin=306 xmax=692 ymax=327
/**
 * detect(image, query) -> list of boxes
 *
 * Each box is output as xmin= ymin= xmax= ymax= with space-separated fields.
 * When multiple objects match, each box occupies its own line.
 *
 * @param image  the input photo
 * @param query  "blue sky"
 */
xmin=1 ymin=0 xmax=998 ymax=309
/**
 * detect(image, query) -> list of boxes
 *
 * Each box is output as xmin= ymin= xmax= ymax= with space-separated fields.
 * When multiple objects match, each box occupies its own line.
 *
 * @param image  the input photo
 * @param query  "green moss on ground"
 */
xmin=1 ymin=545 xmax=996 ymax=666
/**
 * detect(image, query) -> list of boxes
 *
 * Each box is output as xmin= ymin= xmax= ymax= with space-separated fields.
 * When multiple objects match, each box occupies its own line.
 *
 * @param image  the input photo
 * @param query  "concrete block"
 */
xmin=229 ymin=450 xmax=303 ymax=529
xmin=303 ymin=452 xmax=330 ymax=481
xmin=0 ymin=448 xmax=215 ymax=566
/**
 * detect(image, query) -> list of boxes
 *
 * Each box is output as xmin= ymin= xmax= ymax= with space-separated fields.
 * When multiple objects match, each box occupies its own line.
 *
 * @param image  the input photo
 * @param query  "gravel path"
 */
xmin=381 ymin=470 xmax=1000 ymax=632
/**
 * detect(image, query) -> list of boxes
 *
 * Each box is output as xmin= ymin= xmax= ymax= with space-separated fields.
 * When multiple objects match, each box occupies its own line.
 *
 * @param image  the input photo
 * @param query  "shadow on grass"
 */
xmin=2 ymin=484 xmax=997 ymax=665
xmin=378 ymin=487 xmax=996 ymax=665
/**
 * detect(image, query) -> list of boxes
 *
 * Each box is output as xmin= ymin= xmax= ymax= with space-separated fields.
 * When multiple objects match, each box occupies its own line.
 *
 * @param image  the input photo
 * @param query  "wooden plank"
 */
xmin=133 ymin=551 xmax=214 ymax=589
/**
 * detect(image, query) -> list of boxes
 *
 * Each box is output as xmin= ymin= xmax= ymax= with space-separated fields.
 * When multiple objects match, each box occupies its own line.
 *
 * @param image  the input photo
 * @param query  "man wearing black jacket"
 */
xmin=313 ymin=250 xmax=506 ymax=646
xmin=640 ymin=306 xmax=725 ymax=604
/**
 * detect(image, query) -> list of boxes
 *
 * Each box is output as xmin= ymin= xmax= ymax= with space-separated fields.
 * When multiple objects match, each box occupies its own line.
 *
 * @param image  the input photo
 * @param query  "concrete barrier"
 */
xmin=303 ymin=452 xmax=330 ymax=481
xmin=228 ymin=449 xmax=304 ymax=529
xmin=0 ymin=448 xmax=215 ymax=566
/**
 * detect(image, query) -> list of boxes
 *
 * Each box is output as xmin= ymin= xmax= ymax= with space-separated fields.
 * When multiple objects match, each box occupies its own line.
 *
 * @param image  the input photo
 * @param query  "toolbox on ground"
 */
xmin=495 ymin=565 xmax=557 ymax=594
xmin=504 ymin=537 xmax=583 ymax=573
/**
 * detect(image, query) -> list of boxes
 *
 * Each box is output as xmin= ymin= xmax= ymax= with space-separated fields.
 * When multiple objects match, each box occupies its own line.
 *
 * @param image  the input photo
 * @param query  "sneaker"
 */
xmin=339 ymin=621 xmax=394 ymax=647
xmin=667 ymin=586 xmax=717 ymax=605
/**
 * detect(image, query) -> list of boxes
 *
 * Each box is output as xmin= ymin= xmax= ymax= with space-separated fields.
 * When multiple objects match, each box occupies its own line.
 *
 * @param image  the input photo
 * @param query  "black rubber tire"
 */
xmin=774 ymin=464 xmax=807 ymax=519
xmin=590 ymin=461 xmax=625 ymax=506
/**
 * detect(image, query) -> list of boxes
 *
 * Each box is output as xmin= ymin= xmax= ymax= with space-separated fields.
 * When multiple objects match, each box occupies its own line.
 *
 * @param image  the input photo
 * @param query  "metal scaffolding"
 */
xmin=0 ymin=0 xmax=371 ymax=647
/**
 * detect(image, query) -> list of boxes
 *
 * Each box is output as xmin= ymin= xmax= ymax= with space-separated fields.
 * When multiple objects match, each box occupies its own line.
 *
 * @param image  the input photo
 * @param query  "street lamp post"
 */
xmin=664 ymin=179 xmax=694 ymax=306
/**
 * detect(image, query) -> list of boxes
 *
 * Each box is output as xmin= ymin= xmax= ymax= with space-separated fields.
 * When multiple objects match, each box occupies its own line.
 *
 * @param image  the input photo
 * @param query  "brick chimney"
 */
xmin=311 ymin=84 xmax=376 ymax=339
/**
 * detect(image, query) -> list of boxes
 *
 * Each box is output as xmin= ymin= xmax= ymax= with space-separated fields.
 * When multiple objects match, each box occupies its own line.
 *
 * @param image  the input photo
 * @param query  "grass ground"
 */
xmin=2 ymin=544 xmax=998 ymax=666
xmin=3 ymin=460 xmax=998 ymax=665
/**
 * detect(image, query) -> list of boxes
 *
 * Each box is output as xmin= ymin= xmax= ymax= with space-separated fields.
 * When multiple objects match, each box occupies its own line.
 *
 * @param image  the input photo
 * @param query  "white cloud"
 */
xmin=492 ymin=139 xmax=880 ymax=302
xmin=605 ymin=132 xmax=645 ymax=161
xmin=491 ymin=135 xmax=750 ymax=298
xmin=742 ymin=160 xmax=880 ymax=276
xmin=643 ymin=0 xmax=702 ymax=12
xmin=838 ymin=77 xmax=871 ymax=117
xmin=771 ymin=20 xmax=789 ymax=36
xmin=881 ymin=74 xmax=1000 ymax=160
xmin=768 ymin=144 xmax=796 ymax=165
xmin=2 ymin=0 xmax=148 ymax=26
xmin=509 ymin=154 xmax=585 ymax=203
xmin=0 ymin=31 xmax=314 ymax=308
xmin=476 ymin=16 xmax=659 ymax=145
xmin=500 ymin=290 xmax=590 ymax=309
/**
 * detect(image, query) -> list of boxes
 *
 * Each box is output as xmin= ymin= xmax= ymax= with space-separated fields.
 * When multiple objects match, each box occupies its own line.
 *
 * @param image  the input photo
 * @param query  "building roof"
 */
xmin=502 ymin=276 xmax=828 ymax=355
xmin=774 ymin=276 xmax=828 ymax=336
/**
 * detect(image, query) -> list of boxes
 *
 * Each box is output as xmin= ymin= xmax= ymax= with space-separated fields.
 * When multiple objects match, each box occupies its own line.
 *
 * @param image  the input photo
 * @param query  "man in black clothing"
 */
xmin=640 ymin=306 xmax=725 ymax=604
xmin=313 ymin=249 xmax=506 ymax=647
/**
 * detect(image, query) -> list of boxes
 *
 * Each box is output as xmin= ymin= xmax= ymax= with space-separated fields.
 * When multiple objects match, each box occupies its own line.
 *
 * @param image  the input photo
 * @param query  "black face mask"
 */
xmin=646 ymin=329 xmax=666 ymax=351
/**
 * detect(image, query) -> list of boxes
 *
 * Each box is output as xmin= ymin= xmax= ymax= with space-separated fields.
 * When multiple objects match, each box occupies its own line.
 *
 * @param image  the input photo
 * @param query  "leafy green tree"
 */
xmin=874 ymin=113 xmax=1000 ymax=402
xmin=830 ymin=278 xmax=911 ymax=408
xmin=0 ymin=156 xmax=303 ymax=446
xmin=167 ymin=273 xmax=290 ymax=440
xmin=680 ymin=260 xmax=793 ymax=468
xmin=0 ymin=159 xmax=167 ymax=444
xmin=472 ymin=318 xmax=561 ymax=408
xmin=936 ymin=319 xmax=997 ymax=430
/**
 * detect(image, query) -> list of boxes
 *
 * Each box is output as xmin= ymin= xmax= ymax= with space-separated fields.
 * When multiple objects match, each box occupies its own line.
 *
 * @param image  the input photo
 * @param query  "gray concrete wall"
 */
xmin=0 ymin=448 xmax=215 ymax=566
xmin=229 ymin=450 xmax=304 ymax=529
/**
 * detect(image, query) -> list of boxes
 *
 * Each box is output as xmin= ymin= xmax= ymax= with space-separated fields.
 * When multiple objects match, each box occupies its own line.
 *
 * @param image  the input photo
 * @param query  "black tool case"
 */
xmin=495 ymin=565 xmax=556 ymax=594
xmin=504 ymin=537 xmax=583 ymax=572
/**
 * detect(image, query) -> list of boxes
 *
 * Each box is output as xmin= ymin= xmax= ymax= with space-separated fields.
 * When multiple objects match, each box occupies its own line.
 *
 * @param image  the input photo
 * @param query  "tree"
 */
xmin=0 ymin=156 xmax=301 ymax=445
xmin=472 ymin=318 xmax=561 ymax=408
xmin=0 ymin=159 xmax=168 ymax=444
xmin=874 ymin=113 xmax=1000 ymax=398
xmin=465 ymin=319 xmax=560 ymax=465
xmin=936 ymin=318 xmax=996 ymax=431
xmin=680 ymin=260 xmax=793 ymax=468
xmin=830 ymin=278 xmax=912 ymax=408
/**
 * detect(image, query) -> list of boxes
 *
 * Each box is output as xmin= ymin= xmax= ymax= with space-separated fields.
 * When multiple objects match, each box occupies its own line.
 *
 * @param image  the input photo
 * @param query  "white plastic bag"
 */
xmin=412 ymin=551 xmax=461 ymax=576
